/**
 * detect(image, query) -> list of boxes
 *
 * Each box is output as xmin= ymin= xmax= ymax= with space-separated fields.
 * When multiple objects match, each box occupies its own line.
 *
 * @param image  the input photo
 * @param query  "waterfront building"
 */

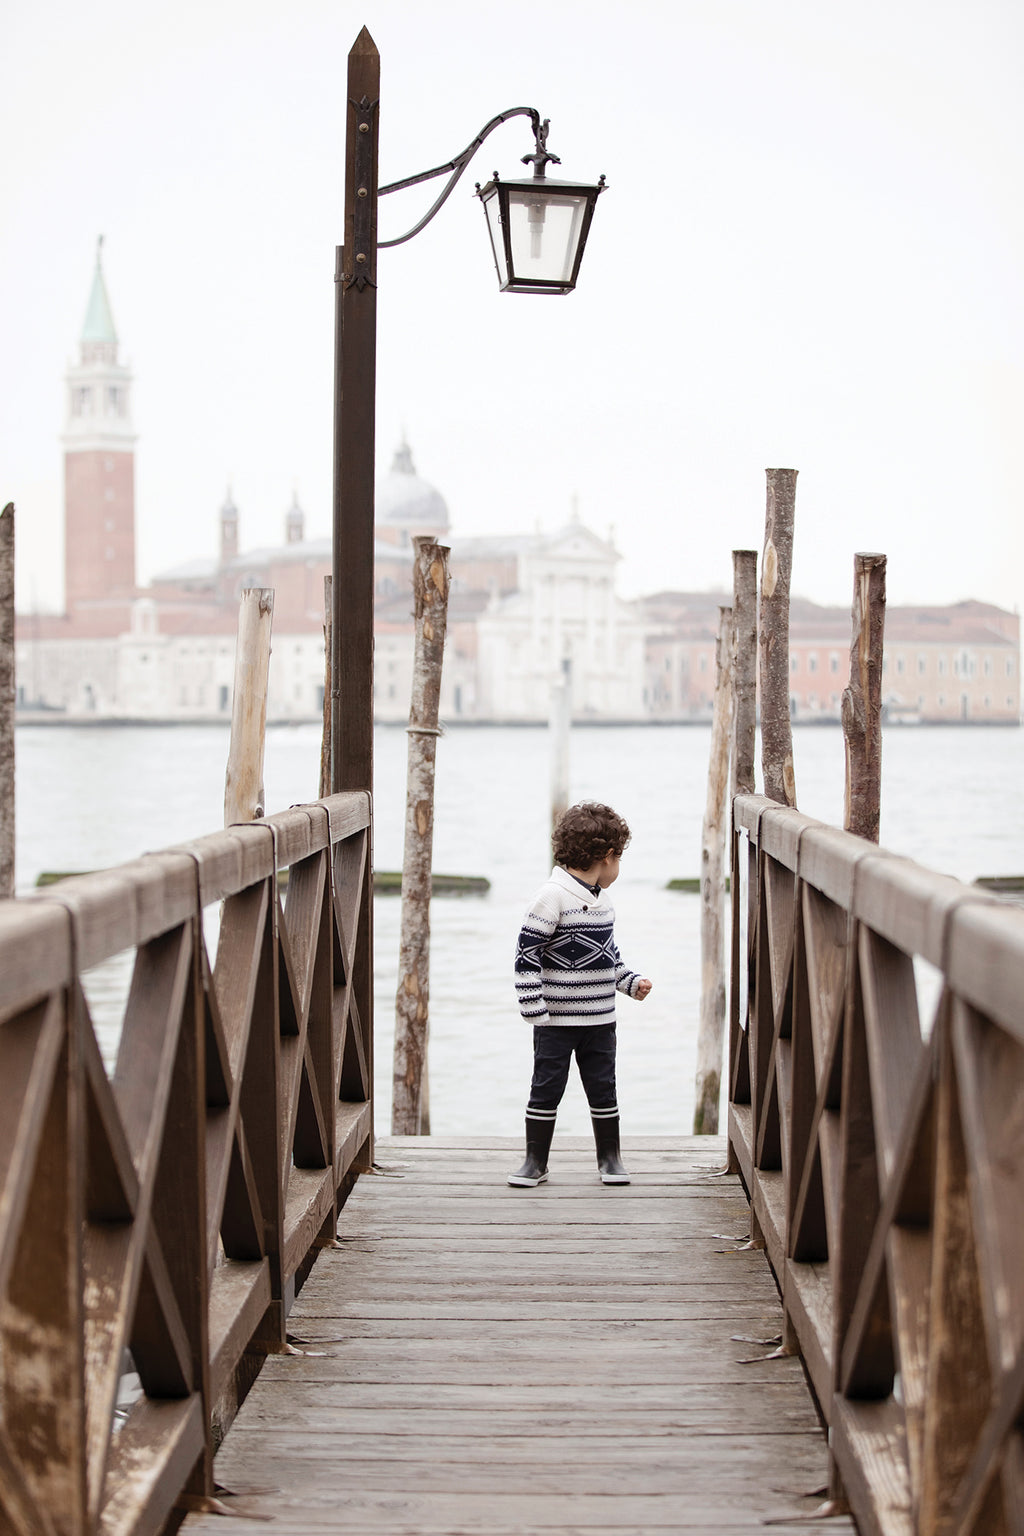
xmin=14 ymin=252 xmax=1020 ymax=727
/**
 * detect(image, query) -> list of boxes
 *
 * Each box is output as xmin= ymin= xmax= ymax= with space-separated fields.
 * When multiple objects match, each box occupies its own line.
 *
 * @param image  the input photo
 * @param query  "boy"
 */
xmin=509 ymin=801 xmax=652 ymax=1188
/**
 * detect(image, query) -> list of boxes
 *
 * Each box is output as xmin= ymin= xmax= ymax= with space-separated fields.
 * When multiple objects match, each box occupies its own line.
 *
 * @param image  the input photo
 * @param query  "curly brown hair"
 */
xmin=552 ymin=802 xmax=632 ymax=871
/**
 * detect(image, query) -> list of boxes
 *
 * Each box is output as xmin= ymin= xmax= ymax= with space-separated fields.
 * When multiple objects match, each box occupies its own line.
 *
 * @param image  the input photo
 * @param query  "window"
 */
xmin=984 ymin=656 xmax=992 ymax=677
xmin=896 ymin=656 xmax=905 ymax=675
xmin=829 ymin=653 xmax=840 ymax=674
xmin=790 ymin=654 xmax=798 ymax=674
xmin=808 ymin=653 xmax=818 ymax=673
xmin=918 ymin=655 xmax=927 ymax=674
xmin=938 ymin=657 xmax=947 ymax=675
xmin=1008 ymin=658 xmax=1016 ymax=677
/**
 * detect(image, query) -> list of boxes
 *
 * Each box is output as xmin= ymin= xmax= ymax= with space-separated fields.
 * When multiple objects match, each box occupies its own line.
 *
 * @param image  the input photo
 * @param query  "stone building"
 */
xmin=14 ymin=250 xmax=1020 ymax=728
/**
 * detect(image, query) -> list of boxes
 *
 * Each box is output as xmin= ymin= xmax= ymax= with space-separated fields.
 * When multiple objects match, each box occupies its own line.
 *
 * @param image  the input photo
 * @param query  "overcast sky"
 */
xmin=2 ymin=0 xmax=1021 ymax=617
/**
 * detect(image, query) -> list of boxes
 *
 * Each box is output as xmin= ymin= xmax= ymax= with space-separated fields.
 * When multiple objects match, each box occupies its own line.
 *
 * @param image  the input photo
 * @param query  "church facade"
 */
xmin=14 ymin=252 xmax=1020 ymax=727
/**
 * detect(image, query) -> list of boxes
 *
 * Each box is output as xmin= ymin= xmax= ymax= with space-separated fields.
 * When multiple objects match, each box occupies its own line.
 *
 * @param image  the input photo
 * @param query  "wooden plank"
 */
xmin=179 ymin=1139 xmax=851 ymax=1536
xmin=282 ymin=1166 xmax=335 ymax=1278
xmin=947 ymin=900 xmax=1024 ymax=1042
xmin=323 ymin=791 xmax=371 ymax=843
xmin=208 ymin=1258 xmax=272 ymax=1402
xmin=0 ymin=902 xmax=71 ymax=1015
xmin=830 ymin=1394 xmax=914 ymax=1536
xmin=101 ymin=1395 xmax=205 ymax=1536
xmin=334 ymin=1100 xmax=372 ymax=1182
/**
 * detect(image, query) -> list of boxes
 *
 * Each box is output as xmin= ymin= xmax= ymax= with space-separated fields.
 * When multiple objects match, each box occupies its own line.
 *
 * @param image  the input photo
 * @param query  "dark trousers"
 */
xmin=526 ymin=1024 xmax=618 ymax=1115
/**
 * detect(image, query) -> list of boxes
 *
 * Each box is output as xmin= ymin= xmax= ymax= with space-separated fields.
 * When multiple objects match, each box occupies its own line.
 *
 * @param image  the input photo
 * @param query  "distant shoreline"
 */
xmin=13 ymin=713 xmax=1021 ymax=731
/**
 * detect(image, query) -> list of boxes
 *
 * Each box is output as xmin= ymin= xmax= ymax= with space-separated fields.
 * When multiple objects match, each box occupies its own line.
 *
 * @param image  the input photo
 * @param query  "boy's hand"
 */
xmin=635 ymin=978 xmax=652 ymax=1000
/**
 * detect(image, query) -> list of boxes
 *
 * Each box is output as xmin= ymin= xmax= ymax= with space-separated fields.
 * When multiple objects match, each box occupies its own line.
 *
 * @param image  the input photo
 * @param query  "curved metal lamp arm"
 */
xmin=378 ymin=105 xmax=546 ymax=249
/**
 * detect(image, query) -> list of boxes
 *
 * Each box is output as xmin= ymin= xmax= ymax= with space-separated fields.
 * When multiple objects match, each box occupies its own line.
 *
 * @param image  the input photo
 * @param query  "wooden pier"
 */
xmin=182 ymin=1136 xmax=850 ymax=1534
xmin=2 ymin=786 xmax=1024 ymax=1533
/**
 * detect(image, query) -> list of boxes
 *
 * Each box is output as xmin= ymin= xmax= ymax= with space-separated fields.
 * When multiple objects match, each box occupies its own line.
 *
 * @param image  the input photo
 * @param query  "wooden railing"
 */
xmin=0 ymin=792 xmax=373 ymax=1535
xmin=728 ymin=792 xmax=1024 ymax=1536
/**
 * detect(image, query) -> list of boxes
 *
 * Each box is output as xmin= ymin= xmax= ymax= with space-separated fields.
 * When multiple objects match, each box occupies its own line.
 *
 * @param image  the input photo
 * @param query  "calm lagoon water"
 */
xmin=13 ymin=721 xmax=1024 ymax=1137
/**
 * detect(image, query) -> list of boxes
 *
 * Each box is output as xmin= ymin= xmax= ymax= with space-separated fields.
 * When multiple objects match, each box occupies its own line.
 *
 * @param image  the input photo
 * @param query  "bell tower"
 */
xmin=62 ymin=239 xmax=137 ymax=615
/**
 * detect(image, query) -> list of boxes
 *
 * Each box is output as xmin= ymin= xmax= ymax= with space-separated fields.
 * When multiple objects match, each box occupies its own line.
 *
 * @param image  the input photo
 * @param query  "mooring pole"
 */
xmin=549 ymin=655 xmax=572 ymax=836
xmin=842 ymin=552 xmax=886 ymax=841
xmin=224 ymin=587 xmax=274 ymax=826
xmin=319 ymin=575 xmax=332 ymax=800
xmin=694 ymin=604 xmax=734 ymax=1134
xmin=759 ymin=469 xmax=798 ymax=807
xmin=392 ymin=539 xmax=451 ymax=1135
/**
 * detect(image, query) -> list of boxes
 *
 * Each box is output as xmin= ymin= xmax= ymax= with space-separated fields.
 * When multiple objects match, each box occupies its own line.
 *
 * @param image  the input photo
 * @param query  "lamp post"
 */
xmin=330 ymin=25 xmax=606 ymax=796
xmin=329 ymin=27 xmax=604 ymax=1159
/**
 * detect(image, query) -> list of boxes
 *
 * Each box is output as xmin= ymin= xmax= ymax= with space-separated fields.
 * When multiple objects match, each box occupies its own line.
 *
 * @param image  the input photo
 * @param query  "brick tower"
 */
xmin=62 ymin=239 xmax=137 ymax=617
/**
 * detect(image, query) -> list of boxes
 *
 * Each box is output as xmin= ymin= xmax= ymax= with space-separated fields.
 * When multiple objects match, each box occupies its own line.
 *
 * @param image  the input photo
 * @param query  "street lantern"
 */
xmin=333 ymin=31 xmax=607 ymax=796
xmin=476 ymin=122 xmax=606 ymax=295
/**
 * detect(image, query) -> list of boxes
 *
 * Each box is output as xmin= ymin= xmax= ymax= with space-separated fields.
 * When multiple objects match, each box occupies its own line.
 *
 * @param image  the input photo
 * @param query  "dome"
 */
xmin=376 ymin=441 xmax=449 ymax=536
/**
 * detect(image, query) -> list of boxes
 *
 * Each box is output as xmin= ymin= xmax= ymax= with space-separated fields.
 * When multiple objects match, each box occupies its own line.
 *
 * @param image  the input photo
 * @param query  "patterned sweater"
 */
xmin=514 ymin=866 xmax=643 ymax=1027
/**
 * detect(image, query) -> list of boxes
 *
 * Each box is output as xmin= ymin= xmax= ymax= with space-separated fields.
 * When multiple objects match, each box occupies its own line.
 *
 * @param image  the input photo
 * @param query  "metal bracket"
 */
xmin=347 ymin=94 xmax=379 ymax=289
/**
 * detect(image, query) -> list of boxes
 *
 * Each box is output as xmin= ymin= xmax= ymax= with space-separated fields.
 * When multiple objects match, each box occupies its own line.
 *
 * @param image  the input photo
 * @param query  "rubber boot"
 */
xmin=508 ymin=1115 xmax=556 ymax=1187
xmin=592 ymin=1112 xmax=630 ymax=1185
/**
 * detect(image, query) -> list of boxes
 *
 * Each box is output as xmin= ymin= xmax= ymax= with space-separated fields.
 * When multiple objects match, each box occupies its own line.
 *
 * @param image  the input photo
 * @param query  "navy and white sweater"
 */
xmin=514 ymin=865 xmax=643 ymax=1028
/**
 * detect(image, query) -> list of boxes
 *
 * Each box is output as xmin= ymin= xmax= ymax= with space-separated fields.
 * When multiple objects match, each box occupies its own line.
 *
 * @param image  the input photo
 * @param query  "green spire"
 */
xmin=81 ymin=235 xmax=118 ymax=345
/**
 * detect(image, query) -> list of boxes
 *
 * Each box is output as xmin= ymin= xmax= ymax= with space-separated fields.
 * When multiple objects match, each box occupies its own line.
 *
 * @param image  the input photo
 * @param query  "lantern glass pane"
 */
xmin=483 ymin=190 xmax=509 ymax=286
xmin=506 ymin=189 xmax=588 ymax=286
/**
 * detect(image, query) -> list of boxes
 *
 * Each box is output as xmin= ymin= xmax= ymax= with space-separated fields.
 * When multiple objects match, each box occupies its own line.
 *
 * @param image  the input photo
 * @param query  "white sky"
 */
xmin=2 ymin=0 xmax=1022 ymax=616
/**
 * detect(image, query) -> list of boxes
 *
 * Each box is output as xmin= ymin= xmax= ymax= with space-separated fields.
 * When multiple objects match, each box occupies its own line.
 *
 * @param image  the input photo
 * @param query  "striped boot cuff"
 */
xmin=589 ymin=1105 xmax=620 ymax=1120
xmin=525 ymin=1107 xmax=558 ymax=1122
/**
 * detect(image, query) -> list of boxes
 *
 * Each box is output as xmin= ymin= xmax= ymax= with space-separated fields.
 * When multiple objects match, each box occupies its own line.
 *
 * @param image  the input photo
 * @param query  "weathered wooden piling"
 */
xmin=731 ymin=550 xmax=758 ymax=797
xmin=319 ymin=575 xmax=332 ymax=800
xmin=694 ymin=605 xmax=734 ymax=1134
xmin=842 ymin=552 xmax=886 ymax=841
xmin=392 ymin=539 xmax=451 ymax=1136
xmin=0 ymin=504 xmax=13 ymax=898
xmin=759 ymin=469 xmax=798 ymax=806
xmin=224 ymin=587 xmax=274 ymax=826
xmin=549 ymin=655 xmax=572 ymax=834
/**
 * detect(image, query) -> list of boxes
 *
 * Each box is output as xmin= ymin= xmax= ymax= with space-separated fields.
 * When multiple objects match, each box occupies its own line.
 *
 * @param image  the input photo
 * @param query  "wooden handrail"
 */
xmin=728 ymin=791 xmax=1024 ymax=1534
xmin=0 ymin=792 xmax=372 ymax=1534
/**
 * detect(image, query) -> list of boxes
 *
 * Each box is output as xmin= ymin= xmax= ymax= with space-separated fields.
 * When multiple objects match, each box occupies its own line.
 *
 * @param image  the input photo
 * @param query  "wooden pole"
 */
xmin=391 ymin=539 xmax=451 ymax=1135
xmin=549 ymin=655 xmax=572 ymax=835
xmin=331 ymin=28 xmax=379 ymax=798
xmin=842 ymin=552 xmax=886 ymax=841
xmin=319 ymin=575 xmax=332 ymax=800
xmin=224 ymin=587 xmax=274 ymax=826
xmin=694 ymin=605 xmax=734 ymax=1134
xmin=731 ymin=550 xmax=758 ymax=797
xmin=0 ymin=503 xmax=14 ymax=899
xmin=759 ymin=468 xmax=798 ymax=806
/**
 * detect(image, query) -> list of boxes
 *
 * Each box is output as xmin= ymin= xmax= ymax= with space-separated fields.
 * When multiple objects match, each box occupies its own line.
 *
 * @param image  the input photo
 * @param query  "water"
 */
xmin=13 ymin=722 xmax=1024 ymax=1136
